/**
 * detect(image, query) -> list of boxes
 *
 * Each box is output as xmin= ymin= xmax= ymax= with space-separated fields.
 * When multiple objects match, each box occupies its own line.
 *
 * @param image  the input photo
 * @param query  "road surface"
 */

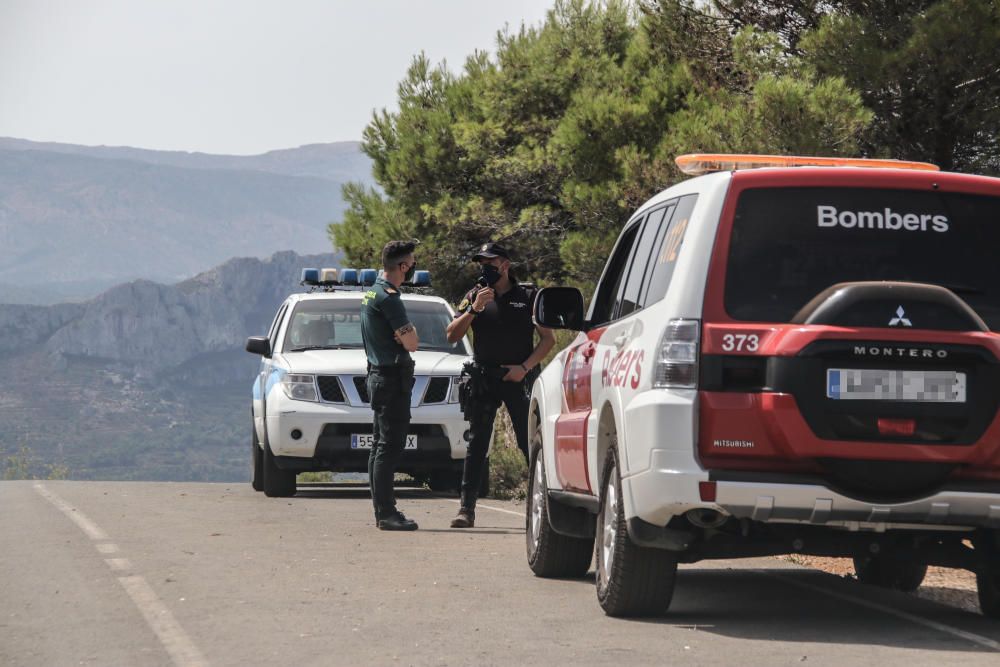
xmin=2 ymin=480 xmax=1000 ymax=666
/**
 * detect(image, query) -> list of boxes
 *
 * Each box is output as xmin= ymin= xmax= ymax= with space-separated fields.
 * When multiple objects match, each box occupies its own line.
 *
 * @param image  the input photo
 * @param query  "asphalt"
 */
xmin=3 ymin=480 xmax=1000 ymax=666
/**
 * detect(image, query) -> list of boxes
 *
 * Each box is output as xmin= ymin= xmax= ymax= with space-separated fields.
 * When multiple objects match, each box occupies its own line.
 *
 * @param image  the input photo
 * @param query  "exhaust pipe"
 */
xmin=686 ymin=508 xmax=728 ymax=529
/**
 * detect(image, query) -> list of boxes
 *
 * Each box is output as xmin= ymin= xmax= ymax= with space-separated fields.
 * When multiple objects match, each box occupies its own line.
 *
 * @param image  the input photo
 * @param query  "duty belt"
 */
xmin=367 ymin=361 xmax=414 ymax=376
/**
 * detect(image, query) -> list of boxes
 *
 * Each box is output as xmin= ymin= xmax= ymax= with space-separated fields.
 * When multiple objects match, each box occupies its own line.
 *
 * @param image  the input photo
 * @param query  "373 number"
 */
xmin=721 ymin=333 xmax=760 ymax=353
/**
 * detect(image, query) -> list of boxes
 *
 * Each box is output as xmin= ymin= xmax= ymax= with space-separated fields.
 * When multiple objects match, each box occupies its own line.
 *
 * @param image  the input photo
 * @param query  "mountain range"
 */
xmin=0 ymin=138 xmax=371 ymax=304
xmin=0 ymin=251 xmax=341 ymax=481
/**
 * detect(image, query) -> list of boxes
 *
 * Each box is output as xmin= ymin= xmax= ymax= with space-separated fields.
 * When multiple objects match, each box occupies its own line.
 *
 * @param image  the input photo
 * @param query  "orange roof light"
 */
xmin=675 ymin=153 xmax=940 ymax=176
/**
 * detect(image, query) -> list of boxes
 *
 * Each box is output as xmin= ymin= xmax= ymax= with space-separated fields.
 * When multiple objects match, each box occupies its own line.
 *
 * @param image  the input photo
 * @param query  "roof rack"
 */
xmin=675 ymin=153 xmax=940 ymax=176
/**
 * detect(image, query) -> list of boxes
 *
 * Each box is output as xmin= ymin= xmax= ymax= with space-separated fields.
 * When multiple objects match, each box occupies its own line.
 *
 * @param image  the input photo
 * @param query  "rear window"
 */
xmin=725 ymin=187 xmax=1000 ymax=330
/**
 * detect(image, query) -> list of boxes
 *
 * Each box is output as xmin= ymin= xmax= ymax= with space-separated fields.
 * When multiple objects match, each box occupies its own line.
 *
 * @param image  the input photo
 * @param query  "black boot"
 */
xmin=378 ymin=511 xmax=418 ymax=531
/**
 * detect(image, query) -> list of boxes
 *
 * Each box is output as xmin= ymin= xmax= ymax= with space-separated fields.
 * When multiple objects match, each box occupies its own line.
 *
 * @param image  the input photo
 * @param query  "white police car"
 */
xmin=246 ymin=268 xmax=473 ymax=497
xmin=526 ymin=154 xmax=1000 ymax=618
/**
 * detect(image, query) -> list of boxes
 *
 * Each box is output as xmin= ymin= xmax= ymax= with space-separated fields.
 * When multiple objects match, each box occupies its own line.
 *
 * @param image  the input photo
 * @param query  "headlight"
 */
xmin=281 ymin=374 xmax=318 ymax=402
xmin=448 ymin=376 xmax=462 ymax=403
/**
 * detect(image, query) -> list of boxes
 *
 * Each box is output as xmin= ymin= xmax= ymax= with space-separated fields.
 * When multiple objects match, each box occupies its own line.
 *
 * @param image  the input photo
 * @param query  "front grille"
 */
xmin=321 ymin=423 xmax=445 ymax=437
xmin=423 ymin=377 xmax=450 ymax=404
xmin=353 ymin=376 xmax=370 ymax=403
xmin=317 ymin=376 xmax=345 ymax=403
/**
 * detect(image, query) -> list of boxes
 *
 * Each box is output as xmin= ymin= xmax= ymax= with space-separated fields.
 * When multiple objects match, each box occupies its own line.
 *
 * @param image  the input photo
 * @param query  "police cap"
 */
xmin=472 ymin=242 xmax=511 ymax=261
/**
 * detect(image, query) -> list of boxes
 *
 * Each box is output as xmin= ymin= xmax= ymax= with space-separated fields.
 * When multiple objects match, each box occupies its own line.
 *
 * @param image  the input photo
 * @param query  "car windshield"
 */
xmin=724 ymin=187 xmax=1000 ymax=331
xmin=282 ymin=297 xmax=465 ymax=353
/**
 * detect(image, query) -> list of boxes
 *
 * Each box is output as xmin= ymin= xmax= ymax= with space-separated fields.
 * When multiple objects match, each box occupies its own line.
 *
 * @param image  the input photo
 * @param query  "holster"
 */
xmin=458 ymin=362 xmax=503 ymax=421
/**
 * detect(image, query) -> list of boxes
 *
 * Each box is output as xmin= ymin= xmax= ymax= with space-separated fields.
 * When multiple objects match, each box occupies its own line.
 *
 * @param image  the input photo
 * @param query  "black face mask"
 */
xmin=402 ymin=261 xmax=416 ymax=282
xmin=480 ymin=264 xmax=502 ymax=286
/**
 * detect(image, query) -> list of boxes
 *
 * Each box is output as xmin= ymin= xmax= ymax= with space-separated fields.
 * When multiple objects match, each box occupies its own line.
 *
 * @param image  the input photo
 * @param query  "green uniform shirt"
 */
xmin=361 ymin=276 xmax=412 ymax=367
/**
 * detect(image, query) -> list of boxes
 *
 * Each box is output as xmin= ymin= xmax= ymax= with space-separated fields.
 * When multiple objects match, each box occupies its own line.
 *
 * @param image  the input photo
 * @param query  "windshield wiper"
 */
xmin=288 ymin=345 xmax=349 ymax=352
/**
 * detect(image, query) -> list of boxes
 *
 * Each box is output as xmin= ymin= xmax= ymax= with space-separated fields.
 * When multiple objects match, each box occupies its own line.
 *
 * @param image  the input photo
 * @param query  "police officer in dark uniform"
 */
xmin=445 ymin=242 xmax=555 ymax=528
xmin=361 ymin=240 xmax=420 ymax=531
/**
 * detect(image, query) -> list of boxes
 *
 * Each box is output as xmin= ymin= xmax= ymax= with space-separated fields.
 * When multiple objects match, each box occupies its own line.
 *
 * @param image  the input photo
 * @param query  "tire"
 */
xmin=975 ymin=532 xmax=1000 ymax=618
xmin=853 ymin=556 xmax=927 ymax=592
xmin=595 ymin=446 xmax=678 ymax=617
xmin=251 ymin=426 xmax=264 ymax=492
xmin=525 ymin=441 xmax=593 ymax=578
xmin=262 ymin=439 xmax=296 ymax=498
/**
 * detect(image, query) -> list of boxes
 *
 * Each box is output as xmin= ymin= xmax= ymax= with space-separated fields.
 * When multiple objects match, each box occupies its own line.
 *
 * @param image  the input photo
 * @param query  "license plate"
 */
xmin=826 ymin=369 xmax=966 ymax=403
xmin=350 ymin=434 xmax=418 ymax=449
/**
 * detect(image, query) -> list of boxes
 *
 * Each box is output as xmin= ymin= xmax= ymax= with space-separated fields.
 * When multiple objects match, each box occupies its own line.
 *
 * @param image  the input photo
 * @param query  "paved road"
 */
xmin=3 ymin=480 xmax=1000 ymax=666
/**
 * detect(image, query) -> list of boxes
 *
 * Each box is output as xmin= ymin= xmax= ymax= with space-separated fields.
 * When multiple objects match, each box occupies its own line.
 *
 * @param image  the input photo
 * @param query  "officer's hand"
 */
xmin=472 ymin=287 xmax=495 ymax=312
xmin=501 ymin=364 xmax=527 ymax=383
xmin=394 ymin=325 xmax=417 ymax=344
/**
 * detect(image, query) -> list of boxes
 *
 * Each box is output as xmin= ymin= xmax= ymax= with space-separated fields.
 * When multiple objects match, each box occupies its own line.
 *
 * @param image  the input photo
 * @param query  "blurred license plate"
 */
xmin=826 ymin=369 xmax=966 ymax=402
xmin=350 ymin=434 xmax=418 ymax=449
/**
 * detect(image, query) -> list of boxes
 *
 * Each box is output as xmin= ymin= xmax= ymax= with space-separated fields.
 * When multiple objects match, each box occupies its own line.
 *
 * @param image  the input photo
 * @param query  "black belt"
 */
xmin=468 ymin=361 xmax=513 ymax=380
xmin=368 ymin=362 xmax=414 ymax=375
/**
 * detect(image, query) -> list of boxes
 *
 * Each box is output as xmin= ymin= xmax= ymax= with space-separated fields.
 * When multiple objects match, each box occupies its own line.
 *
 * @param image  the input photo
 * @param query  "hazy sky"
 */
xmin=0 ymin=0 xmax=553 ymax=154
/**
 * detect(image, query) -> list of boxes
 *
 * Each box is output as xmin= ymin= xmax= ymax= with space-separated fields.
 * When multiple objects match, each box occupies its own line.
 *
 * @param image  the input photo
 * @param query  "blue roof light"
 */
xmin=411 ymin=270 xmax=431 ymax=287
xmin=359 ymin=269 xmax=378 ymax=286
xmin=300 ymin=268 xmax=320 ymax=284
xmin=339 ymin=268 xmax=359 ymax=286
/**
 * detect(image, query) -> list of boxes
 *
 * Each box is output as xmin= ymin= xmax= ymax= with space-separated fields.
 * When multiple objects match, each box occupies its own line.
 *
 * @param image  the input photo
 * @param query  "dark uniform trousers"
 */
xmin=366 ymin=363 xmax=415 ymax=519
xmin=460 ymin=368 xmax=538 ymax=505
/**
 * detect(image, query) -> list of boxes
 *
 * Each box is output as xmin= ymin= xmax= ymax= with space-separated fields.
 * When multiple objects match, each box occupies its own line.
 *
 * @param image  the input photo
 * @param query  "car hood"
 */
xmin=281 ymin=348 xmax=469 ymax=375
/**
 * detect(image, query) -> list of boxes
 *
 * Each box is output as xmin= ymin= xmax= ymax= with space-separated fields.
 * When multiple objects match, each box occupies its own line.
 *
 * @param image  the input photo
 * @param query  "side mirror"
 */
xmin=246 ymin=336 xmax=272 ymax=357
xmin=533 ymin=287 xmax=585 ymax=331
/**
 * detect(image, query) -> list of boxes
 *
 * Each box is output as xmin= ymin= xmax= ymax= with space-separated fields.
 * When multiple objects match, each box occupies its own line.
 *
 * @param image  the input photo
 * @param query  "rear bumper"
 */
xmin=714 ymin=476 xmax=1000 ymax=530
xmin=624 ymin=449 xmax=1000 ymax=531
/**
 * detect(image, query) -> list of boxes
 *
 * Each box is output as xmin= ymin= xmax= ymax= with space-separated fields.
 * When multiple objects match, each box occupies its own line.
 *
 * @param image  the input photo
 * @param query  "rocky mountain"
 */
xmin=0 ymin=138 xmax=370 ymax=305
xmin=0 ymin=251 xmax=340 ymax=481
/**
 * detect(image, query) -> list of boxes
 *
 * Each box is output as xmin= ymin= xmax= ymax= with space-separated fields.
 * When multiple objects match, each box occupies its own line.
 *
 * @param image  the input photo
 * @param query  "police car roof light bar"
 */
xmin=359 ymin=269 xmax=378 ymax=287
xmin=300 ymin=268 xmax=320 ymax=285
xmin=340 ymin=269 xmax=359 ymax=286
xmin=408 ymin=270 xmax=431 ymax=288
xmin=675 ymin=153 xmax=940 ymax=176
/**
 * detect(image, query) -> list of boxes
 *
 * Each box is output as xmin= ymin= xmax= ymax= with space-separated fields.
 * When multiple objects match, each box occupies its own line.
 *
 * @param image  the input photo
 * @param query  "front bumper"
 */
xmin=265 ymin=399 xmax=469 ymax=470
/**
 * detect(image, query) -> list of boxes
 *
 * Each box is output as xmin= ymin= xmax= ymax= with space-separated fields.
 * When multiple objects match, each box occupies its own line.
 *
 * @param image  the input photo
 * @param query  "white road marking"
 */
xmin=119 ymin=576 xmax=209 ymax=667
xmin=33 ymin=482 xmax=108 ymax=540
xmin=447 ymin=498 xmax=524 ymax=517
xmin=105 ymin=558 xmax=132 ymax=571
xmin=32 ymin=483 xmax=209 ymax=667
xmin=765 ymin=570 xmax=1000 ymax=651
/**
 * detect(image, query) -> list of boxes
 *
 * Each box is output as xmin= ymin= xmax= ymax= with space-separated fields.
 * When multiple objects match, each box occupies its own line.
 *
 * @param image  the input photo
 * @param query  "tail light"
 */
xmin=653 ymin=319 xmax=700 ymax=389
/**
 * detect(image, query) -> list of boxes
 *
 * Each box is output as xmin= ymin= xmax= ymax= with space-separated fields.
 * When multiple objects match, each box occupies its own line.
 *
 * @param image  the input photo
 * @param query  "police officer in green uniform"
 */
xmin=361 ymin=240 xmax=420 ymax=531
xmin=445 ymin=242 xmax=555 ymax=528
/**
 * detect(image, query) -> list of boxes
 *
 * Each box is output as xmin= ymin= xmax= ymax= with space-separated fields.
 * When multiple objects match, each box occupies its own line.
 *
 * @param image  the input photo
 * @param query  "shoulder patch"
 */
xmin=458 ymin=297 xmax=470 ymax=311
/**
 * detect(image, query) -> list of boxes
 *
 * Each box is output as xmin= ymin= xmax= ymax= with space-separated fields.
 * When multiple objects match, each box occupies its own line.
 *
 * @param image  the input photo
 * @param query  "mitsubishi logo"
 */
xmin=889 ymin=306 xmax=912 ymax=327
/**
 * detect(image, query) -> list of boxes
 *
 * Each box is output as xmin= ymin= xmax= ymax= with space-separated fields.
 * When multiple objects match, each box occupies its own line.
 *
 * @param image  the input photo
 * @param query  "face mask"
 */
xmin=480 ymin=264 xmax=502 ymax=286
xmin=403 ymin=261 xmax=417 ymax=282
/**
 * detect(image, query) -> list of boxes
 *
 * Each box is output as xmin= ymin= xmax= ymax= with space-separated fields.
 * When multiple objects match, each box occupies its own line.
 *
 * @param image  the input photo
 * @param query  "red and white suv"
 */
xmin=525 ymin=154 xmax=1000 ymax=617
